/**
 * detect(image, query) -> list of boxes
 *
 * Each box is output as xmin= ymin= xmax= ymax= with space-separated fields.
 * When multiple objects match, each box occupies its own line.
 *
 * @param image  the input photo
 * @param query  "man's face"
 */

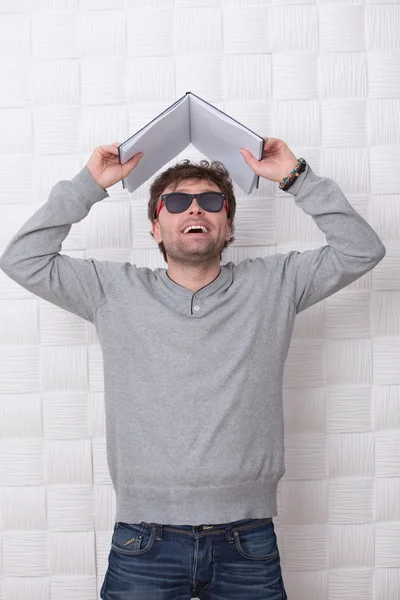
xmin=151 ymin=179 xmax=232 ymax=265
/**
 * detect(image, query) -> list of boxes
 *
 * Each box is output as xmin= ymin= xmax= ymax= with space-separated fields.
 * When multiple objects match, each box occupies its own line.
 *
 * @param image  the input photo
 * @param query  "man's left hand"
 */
xmin=240 ymin=138 xmax=299 ymax=183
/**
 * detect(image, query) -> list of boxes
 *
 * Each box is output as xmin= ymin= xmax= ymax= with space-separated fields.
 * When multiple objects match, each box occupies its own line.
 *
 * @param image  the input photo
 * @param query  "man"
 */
xmin=0 ymin=139 xmax=386 ymax=600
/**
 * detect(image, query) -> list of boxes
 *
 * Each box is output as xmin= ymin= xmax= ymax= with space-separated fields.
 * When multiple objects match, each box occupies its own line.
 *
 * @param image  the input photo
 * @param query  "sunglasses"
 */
xmin=156 ymin=192 xmax=229 ymax=219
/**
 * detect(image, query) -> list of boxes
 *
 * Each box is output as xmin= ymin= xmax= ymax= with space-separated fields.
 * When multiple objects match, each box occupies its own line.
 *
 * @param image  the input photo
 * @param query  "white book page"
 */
xmin=120 ymin=95 xmax=190 ymax=193
xmin=189 ymin=94 xmax=263 ymax=194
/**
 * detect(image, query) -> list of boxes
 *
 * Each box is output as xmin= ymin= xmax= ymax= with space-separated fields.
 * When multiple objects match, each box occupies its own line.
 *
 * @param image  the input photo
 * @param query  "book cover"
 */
xmin=118 ymin=91 xmax=264 ymax=195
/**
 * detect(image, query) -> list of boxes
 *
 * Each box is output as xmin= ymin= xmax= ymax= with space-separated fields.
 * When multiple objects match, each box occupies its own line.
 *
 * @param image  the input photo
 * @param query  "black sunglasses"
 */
xmin=156 ymin=192 xmax=228 ymax=218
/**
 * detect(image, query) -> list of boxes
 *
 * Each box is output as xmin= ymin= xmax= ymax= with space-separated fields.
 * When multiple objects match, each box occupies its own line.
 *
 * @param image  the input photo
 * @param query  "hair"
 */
xmin=148 ymin=159 xmax=236 ymax=263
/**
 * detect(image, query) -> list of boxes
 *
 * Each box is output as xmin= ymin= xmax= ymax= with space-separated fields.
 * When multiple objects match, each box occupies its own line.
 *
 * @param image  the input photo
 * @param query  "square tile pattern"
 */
xmin=0 ymin=2 xmax=398 ymax=600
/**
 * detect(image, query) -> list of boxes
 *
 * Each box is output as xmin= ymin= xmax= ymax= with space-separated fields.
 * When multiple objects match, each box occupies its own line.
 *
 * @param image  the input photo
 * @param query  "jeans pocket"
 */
xmin=111 ymin=522 xmax=156 ymax=556
xmin=233 ymin=519 xmax=279 ymax=561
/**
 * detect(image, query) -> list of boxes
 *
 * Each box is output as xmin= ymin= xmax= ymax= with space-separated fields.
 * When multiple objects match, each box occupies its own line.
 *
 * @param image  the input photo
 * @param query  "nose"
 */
xmin=187 ymin=196 xmax=203 ymax=212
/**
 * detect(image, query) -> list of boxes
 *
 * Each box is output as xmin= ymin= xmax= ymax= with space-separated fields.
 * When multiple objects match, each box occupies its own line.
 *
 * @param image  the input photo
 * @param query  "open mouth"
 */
xmin=182 ymin=232 xmax=209 ymax=236
xmin=181 ymin=225 xmax=210 ymax=236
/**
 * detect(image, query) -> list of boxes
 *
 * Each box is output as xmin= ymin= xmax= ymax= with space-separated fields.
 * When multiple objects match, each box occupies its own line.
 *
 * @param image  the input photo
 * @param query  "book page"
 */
xmin=189 ymin=94 xmax=264 ymax=194
xmin=119 ymin=95 xmax=190 ymax=193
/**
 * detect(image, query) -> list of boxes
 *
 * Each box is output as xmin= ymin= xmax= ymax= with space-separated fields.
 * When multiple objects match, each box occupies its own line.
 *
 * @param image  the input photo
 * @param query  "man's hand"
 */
xmin=86 ymin=143 xmax=144 ymax=190
xmin=240 ymin=138 xmax=298 ymax=183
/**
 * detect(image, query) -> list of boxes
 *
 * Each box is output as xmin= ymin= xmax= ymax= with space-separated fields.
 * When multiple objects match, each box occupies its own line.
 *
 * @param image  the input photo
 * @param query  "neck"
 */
xmin=166 ymin=261 xmax=221 ymax=293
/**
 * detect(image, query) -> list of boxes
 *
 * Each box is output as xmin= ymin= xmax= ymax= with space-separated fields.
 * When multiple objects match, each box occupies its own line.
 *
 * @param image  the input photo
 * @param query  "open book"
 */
xmin=118 ymin=91 xmax=265 ymax=195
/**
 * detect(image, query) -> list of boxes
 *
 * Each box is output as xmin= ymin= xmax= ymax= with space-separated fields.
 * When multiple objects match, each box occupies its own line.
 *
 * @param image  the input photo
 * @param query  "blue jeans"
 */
xmin=100 ymin=517 xmax=287 ymax=599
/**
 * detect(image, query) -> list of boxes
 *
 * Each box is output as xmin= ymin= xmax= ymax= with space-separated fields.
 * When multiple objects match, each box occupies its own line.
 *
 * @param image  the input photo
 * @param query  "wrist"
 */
xmin=279 ymin=159 xmax=299 ymax=184
xmin=278 ymin=158 xmax=307 ymax=191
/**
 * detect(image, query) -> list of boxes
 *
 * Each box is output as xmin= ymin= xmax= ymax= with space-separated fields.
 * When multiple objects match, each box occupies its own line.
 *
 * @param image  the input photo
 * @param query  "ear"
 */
xmin=152 ymin=219 xmax=162 ymax=243
xmin=225 ymin=219 xmax=232 ymax=241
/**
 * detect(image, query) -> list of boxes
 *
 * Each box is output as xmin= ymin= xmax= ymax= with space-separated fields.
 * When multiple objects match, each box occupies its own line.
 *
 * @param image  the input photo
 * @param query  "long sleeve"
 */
xmin=0 ymin=166 xmax=122 ymax=324
xmin=273 ymin=162 xmax=386 ymax=315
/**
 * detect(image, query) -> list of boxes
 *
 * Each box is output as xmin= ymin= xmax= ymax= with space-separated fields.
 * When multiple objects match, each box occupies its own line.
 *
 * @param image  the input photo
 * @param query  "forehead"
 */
xmin=164 ymin=178 xmax=221 ymax=193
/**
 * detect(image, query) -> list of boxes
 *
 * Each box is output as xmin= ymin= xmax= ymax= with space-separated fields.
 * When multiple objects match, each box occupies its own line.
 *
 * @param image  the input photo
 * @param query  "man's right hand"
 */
xmin=86 ymin=143 xmax=144 ymax=190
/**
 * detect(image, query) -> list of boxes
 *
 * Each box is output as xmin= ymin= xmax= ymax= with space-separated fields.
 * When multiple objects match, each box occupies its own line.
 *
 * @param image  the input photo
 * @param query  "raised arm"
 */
xmin=241 ymin=138 xmax=386 ymax=314
xmin=275 ymin=162 xmax=386 ymax=314
xmin=0 ymin=144 xmax=144 ymax=323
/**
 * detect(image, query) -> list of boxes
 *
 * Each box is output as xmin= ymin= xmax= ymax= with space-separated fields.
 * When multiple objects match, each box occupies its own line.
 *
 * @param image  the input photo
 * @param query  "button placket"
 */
xmin=192 ymin=295 xmax=201 ymax=314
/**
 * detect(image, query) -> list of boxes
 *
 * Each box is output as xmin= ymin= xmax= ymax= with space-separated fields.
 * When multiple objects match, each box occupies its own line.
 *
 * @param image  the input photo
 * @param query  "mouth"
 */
xmin=182 ymin=232 xmax=209 ymax=237
xmin=181 ymin=224 xmax=210 ymax=235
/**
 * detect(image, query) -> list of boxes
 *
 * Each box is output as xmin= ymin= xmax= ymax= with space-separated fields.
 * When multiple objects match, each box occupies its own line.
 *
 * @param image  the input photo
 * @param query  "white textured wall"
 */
xmin=0 ymin=1 xmax=398 ymax=599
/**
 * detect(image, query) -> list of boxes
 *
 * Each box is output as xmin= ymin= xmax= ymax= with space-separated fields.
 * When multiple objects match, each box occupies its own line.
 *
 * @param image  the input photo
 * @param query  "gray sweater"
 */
xmin=0 ymin=162 xmax=386 ymax=526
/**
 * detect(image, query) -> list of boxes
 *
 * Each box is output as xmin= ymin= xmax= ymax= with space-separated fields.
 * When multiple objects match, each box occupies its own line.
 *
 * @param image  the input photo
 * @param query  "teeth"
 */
xmin=183 ymin=225 xmax=208 ymax=234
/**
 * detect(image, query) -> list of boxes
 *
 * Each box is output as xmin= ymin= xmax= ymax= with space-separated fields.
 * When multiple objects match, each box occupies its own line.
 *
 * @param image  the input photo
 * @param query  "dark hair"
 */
xmin=148 ymin=159 xmax=236 ymax=263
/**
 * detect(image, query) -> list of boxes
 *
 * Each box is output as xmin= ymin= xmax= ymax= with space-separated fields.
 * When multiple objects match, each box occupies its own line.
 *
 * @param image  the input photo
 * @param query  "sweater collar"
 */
xmin=156 ymin=263 xmax=232 ymax=298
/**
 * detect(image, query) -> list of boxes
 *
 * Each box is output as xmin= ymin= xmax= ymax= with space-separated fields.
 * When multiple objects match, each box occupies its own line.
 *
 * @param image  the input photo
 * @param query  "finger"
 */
xmin=264 ymin=139 xmax=277 ymax=149
xmin=98 ymin=144 xmax=120 ymax=155
xmin=114 ymin=151 xmax=142 ymax=161
xmin=124 ymin=151 xmax=143 ymax=161
xmin=121 ymin=153 xmax=143 ymax=176
xmin=264 ymin=137 xmax=280 ymax=148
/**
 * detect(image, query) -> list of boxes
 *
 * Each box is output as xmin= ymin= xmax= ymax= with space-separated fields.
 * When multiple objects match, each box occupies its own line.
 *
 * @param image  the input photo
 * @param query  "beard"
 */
xmin=162 ymin=232 xmax=226 ymax=266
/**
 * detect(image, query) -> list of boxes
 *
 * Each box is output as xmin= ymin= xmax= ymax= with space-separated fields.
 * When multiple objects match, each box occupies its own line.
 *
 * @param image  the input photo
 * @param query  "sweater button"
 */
xmin=194 ymin=305 xmax=200 ymax=311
